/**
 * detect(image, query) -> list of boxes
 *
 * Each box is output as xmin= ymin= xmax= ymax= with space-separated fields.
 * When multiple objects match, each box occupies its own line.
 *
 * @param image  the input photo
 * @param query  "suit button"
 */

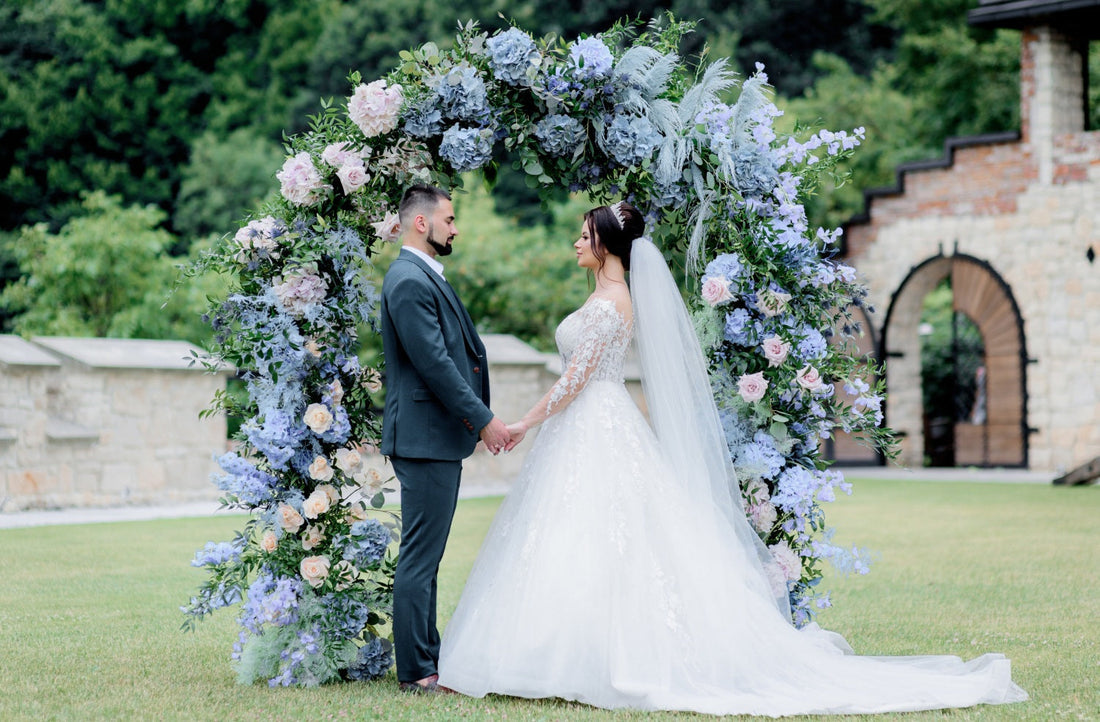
xmin=472 ymin=366 xmax=480 ymax=373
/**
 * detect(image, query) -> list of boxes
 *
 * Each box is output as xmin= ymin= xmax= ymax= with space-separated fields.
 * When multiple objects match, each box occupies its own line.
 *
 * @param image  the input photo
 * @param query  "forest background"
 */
xmin=2 ymin=0 xmax=1098 ymax=355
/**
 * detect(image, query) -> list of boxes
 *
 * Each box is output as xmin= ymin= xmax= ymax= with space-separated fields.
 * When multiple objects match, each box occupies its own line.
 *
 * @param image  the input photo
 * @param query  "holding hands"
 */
xmin=478 ymin=418 xmax=529 ymax=455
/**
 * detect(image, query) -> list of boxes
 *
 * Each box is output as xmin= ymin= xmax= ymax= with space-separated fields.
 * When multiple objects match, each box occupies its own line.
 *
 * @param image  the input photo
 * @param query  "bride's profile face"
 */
xmin=575 ymin=220 xmax=600 ymax=270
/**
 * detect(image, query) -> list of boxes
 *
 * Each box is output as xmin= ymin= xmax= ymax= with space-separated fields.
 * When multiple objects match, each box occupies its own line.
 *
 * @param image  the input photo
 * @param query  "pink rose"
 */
xmin=273 ymin=269 xmax=328 ymax=316
xmin=276 ymin=152 xmax=330 ymax=206
xmin=761 ymin=336 xmax=790 ymax=367
xmin=300 ymin=555 xmax=331 ymax=588
xmin=370 ymin=211 xmax=401 ymax=243
xmin=700 ymin=276 xmax=733 ymax=307
xmin=308 ymin=456 xmax=334 ymax=481
xmin=757 ymin=288 xmax=792 ymax=317
xmin=348 ymin=79 xmax=403 ymax=138
xmin=303 ymin=403 xmax=334 ymax=434
xmin=277 ymin=503 xmax=304 ymax=533
xmin=737 ymin=371 xmax=769 ymax=403
xmin=336 ymin=160 xmax=369 ymax=194
xmin=302 ymin=489 xmax=331 ymax=519
xmin=321 ymin=142 xmax=356 ymax=167
xmin=795 ymin=365 xmax=825 ymax=392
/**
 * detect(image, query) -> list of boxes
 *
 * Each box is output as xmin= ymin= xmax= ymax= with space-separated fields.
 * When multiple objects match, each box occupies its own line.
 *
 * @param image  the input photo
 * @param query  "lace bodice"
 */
xmin=546 ymin=296 xmax=632 ymax=414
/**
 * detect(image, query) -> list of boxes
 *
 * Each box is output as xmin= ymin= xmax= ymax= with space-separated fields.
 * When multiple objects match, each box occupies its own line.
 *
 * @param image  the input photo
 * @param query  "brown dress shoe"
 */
xmin=399 ymin=674 xmax=440 ymax=694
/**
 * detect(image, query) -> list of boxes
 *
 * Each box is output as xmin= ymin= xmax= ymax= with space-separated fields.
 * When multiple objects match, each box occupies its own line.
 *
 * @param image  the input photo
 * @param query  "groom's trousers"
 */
xmin=390 ymin=456 xmax=463 ymax=682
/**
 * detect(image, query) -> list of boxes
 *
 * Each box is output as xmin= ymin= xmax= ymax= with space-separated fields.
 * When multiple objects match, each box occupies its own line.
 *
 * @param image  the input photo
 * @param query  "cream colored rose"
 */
xmin=370 ymin=211 xmax=401 ymax=243
xmin=796 ymin=365 xmax=825 ymax=392
xmin=363 ymin=368 xmax=383 ymax=394
xmin=300 ymin=555 xmax=331 ymax=588
xmin=335 ymin=447 xmax=363 ymax=475
xmin=302 ymin=524 xmax=326 ymax=551
xmin=304 ymin=403 xmax=334 ymax=434
xmin=328 ymin=379 xmax=344 ymax=405
xmin=333 ymin=559 xmax=360 ymax=591
xmin=277 ymin=503 xmax=304 ymax=533
xmin=302 ymin=489 xmax=331 ymax=519
xmin=316 ymin=484 xmax=340 ymax=504
xmin=345 ymin=503 xmax=369 ymax=522
xmin=260 ymin=530 xmax=279 ymax=553
xmin=308 ymin=456 xmax=334 ymax=482
xmin=758 ymin=289 xmax=793 ymax=317
xmin=305 ymin=339 xmax=323 ymax=358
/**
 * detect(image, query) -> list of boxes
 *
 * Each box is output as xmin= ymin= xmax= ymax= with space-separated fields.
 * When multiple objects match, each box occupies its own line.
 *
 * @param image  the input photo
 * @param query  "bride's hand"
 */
xmin=504 ymin=421 xmax=528 ymax=451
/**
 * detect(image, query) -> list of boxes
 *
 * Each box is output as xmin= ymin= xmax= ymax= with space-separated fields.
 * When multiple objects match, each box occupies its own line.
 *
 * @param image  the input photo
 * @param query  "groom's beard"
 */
xmin=426 ymin=223 xmax=454 ymax=257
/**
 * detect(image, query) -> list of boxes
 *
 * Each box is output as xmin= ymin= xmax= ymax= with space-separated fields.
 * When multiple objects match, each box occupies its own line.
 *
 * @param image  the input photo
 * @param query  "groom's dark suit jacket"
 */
xmin=380 ymin=248 xmax=493 ymax=460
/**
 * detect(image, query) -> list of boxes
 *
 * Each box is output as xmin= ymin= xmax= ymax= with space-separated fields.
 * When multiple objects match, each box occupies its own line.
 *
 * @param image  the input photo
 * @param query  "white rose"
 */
xmin=370 ymin=211 xmax=401 ymax=243
xmin=308 ymin=456 xmax=334 ymax=481
xmin=302 ymin=489 xmax=331 ymax=519
xmin=335 ymin=447 xmax=363 ymax=475
xmin=345 ymin=503 xmax=369 ymax=523
xmin=299 ymin=555 xmax=331 ymax=588
xmin=305 ymin=339 xmax=323 ymax=358
xmin=304 ymin=403 xmax=334 ymax=434
xmin=277 ymin=503 xmax=304 ymax=533
xmin=796 ymin=365 xmax=824 ymax=392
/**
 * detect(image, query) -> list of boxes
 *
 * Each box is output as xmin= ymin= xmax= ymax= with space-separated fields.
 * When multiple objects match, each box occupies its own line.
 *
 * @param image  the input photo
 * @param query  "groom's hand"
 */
xmin=479 ymin=417 xmax=510 ymax=455
xmin=504 ymin=422 xmax=528 ymax=451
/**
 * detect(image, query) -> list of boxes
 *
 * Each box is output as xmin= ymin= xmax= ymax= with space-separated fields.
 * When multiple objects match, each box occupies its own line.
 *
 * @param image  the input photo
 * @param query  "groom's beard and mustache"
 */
xmin=427 ymin=223 xmax=454 ymax=257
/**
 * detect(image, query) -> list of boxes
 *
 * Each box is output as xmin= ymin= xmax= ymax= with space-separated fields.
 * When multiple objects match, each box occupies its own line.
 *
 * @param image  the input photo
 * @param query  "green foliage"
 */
xmin=0 ymin=191 xmax=223 ymax=343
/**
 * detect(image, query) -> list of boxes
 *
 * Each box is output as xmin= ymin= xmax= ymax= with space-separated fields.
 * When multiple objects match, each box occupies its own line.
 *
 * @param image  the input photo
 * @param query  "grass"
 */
xmin=1 ymin=479 xmax=1097 ymax=721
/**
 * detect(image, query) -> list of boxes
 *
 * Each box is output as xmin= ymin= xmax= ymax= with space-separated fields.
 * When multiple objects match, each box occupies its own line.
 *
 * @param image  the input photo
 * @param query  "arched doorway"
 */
xmin=883 ymin=253 xmax=1029 ymax=467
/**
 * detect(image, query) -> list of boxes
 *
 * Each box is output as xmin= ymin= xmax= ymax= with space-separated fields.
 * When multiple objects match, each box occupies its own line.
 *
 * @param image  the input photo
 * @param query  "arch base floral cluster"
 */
xmin=183 ymin=16 xmax=892 ymax=687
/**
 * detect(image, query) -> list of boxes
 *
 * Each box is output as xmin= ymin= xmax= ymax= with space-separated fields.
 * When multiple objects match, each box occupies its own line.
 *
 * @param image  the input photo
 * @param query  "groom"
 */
xmin=380 ymin=184 xmax=512 ymax=693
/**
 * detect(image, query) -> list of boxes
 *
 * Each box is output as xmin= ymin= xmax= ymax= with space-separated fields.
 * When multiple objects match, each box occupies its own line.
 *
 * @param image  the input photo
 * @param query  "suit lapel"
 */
xmin=399 ymin=249 xmax=482 ymax=356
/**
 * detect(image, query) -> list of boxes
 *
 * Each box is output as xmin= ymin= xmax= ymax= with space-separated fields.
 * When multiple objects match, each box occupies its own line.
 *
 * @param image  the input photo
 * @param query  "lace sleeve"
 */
xmin=521 ymin=298 xmax=626 ymax=426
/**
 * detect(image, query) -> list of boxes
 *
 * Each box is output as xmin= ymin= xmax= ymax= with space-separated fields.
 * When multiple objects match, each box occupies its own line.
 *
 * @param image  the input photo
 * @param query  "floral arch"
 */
xmin=183 ymin=17 xmax=891 ymax=687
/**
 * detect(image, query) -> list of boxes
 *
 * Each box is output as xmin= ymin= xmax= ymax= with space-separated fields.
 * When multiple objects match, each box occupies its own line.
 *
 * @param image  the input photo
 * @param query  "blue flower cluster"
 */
xmin=191 ymin=539 xmax=245 ymax=568
xmin=240 ymin=571 xmax=303 ymax=634
xmin=403 ymin=101 xmax=444 ymax=138
xmin=535 ymin=114 xmax=586 ymax=157
xmin=486 ymin=27 xmax=538 ymax=86
xmin=705 ymin=253 xmax=745 ymax=285
xmin=602 ymin=114 xmax=662 ymax=167
xmin=733 ymin=431 xmax=786 ymax=481
xmin=336 ymin=519 xmax=392 ymax=569
xmin=213 ymin=452 xmax=280 ymax=506
xmin=435 ymin=65 xmax=490 ymax=123
xmin=345 ymin=636 xmax=394 ymax=681
xmin=319 ymin=593 xmax=372 ymax=640
xmin=439 ymin=125 xmax=494 ymax=173
xmin=568 ymin=37 xmax=614 ymax=80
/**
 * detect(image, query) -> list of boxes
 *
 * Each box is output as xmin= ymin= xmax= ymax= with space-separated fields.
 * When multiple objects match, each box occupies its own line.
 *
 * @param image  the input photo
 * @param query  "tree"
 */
xmin=0 ymin=191 xmax=221 ymax=344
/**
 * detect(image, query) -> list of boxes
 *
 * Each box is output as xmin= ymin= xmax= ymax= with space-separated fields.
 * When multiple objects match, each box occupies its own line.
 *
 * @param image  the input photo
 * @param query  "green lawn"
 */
xmin=1 ymin=479 xmax=1096 ymax=721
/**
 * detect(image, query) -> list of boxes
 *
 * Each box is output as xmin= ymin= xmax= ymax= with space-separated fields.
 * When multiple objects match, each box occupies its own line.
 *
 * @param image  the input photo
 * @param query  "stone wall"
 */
xmin=843 ymin=26 xmax=1100 ymax=472
xmin=0 ymin=336 xmax=231 ymax=510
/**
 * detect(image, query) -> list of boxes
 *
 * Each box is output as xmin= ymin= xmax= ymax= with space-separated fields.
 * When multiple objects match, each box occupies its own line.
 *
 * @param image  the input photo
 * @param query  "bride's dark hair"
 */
xmin=584 ymin=201 xmax=644 ymax=272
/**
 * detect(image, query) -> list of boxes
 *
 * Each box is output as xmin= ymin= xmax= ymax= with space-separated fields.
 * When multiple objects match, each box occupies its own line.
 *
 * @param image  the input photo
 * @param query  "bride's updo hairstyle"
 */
xmin=584 ymin=201 xmax=645 ymax=272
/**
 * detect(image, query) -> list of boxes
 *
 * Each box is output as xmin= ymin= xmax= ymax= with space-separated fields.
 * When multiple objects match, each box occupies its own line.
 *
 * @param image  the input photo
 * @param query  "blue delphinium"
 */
xmin=438 ymin=125 xmax=494 ymax=172
xmin=435 ymin=66 xmax=489 ymax=123
xmin=240 ymin=571 xmax=303 ymax=634
xmin=213 ymin=452 xmax=280 ymax=506
xmin=192 ymin=539 xmax=245 ymax=568
xmin=568 ymin=36 xmax=614 ymax=80
xmin=244 ymin=408 xmax=309 ymax=470
xmin=346 ymin=636 xmax=394 ymax=681
xmin=486 ymin=27 xmax=538 ymax=86
xmin=602 ymin=113 xmax=662 ymax=167
xmin=534 ymin=114 xmax=586 ymax=156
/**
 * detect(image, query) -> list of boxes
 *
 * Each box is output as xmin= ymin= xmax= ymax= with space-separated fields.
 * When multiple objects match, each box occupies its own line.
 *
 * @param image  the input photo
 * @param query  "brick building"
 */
xmin=838 ymin=0 xmax=1100 ymax=472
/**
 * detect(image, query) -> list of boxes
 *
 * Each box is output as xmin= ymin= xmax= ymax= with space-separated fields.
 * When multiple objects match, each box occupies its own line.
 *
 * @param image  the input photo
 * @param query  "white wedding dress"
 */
xmin=437 ymin=242 xmax=1027 ymax=716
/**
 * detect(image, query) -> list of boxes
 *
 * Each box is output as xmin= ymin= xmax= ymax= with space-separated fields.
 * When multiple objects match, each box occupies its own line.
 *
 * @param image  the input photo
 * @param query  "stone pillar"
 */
xmin=1020 ymin=26 xmax=1088 ymax=182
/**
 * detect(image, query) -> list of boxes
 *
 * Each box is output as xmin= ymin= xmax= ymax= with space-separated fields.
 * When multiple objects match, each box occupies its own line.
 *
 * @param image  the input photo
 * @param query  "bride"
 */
xmin=436 ymin=201 xmax=1027 ymax=715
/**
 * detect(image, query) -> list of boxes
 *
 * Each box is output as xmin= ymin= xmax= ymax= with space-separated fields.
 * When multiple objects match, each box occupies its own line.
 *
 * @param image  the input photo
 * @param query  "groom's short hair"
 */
xmin=399 ymin=184 xmax=451 ymax=228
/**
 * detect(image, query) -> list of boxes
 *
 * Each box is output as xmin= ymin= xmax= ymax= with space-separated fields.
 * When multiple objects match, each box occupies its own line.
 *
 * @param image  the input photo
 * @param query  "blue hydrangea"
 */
xmin=723 ymin=308 xmax=753 ymax=345
xmin=733 ymin=147 xmax=781 ymax=198
xmin=336 ymin=519 xmax=392 ymax=569
xmin=438 ymin=125 xmax=494 ymax=172
xmin=435 ymin=66 xmax=489 ymax=122
xmin=705 ymin=252 xmax=744 ymax=282
xmin=346 ymin=636 xmax=394 ymax=680
xmin=569 ymin=36 xmax=614 ymax=80
xmin=734 ymin=431 xmax=786 ymax=481
xmin=486 ymin=27 xmax=538 ymax=86
xmin=796 ymin=327 xmax=828 ymax=361
xmin=771 ymin=465 xmax=818 ymax=520
xmin=244 ymin=408 xmax=309 ymax=470
xmin=534 ymin=114 xmax=586 ymax=156
xmin=602 ymin=113 xmax=662 ymax=167
xmin=319 ymin=593 xmax=372 ymax=640
xmin=403 ymin=100 xmax=444 ymax=138
xmin=213 ymin=452 xmax=280 ymax=506
xmin=191 ymin=539 xmax=245 ymax=568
